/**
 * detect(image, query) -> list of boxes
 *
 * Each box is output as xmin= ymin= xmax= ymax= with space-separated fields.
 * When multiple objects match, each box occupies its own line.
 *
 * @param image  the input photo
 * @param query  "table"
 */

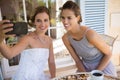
xmin=51 ymin=72 xmax=120 ymax=80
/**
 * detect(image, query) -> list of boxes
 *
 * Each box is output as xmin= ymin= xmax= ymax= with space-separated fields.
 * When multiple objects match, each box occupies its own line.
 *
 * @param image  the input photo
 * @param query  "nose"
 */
xmin=62 ymin=18 xmax=68 ymax=24
xmin=41 ymin=21 xmax=45 ymax=26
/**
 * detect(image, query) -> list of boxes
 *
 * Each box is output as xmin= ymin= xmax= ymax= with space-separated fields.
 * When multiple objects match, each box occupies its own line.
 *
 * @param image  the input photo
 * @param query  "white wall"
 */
xmin=108 ymin=0 xmax=120 ymax=66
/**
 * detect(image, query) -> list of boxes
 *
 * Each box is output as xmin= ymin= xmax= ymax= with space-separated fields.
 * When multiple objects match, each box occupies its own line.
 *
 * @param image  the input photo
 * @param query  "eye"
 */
xmin=61 ymin=16 xmax=65 ymax=20
xmin=36 ymin=19 xmax=41 ymax=22
xmin=67 ymin=17 xmax=72 ymax=20
xmin=44 ymin=19 xmax=49 ymax=22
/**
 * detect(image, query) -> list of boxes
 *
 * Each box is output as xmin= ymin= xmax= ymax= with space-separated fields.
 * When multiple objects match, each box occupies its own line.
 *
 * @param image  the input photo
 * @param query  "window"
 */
xmin=80 ymin=0 xmax=108 ymax=34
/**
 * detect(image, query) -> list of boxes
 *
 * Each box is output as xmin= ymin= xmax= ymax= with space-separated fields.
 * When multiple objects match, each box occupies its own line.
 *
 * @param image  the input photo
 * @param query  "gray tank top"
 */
xmin=68 ymin=28 xmax=103 ymax=63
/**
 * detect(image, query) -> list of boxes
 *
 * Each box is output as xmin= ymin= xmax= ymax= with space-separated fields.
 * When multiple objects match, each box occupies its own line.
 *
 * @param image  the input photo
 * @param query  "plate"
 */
xmin=52 ymin=72 xmax=89 ymax=80
xmin=87 ymin=77 xmax=105 ymax=80
xmin=51 ymin=72 xmax=119 ymax=80
xmin=87 ymin=77 xmax=91 ymax=80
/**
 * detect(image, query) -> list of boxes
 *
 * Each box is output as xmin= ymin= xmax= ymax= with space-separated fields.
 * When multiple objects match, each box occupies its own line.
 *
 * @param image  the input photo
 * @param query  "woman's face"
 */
xmin=61 ymin=9 xmax=79 ymax=31
xmin=34 ymin=12 xmax=50 ymax=33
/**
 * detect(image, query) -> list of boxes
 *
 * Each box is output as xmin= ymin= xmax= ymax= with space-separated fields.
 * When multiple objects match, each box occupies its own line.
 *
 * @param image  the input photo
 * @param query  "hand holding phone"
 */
xmin=0 ymin=20 xmax=13 ymax=43
xmin=4 ymin=22 xmax=28 ymax=36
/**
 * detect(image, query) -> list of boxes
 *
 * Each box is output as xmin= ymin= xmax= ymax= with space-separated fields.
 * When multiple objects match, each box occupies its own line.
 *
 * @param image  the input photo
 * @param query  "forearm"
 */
xmin=75 ymin=59 xmax=86 ymax=72
xmin=0 ymin=32 xmax=5 ymax=44
xmin=0 ymin=41 xmax=13 ymax=59
xmin=96 ymin=54 xmax=112 ymax=70
xmin=49 ymin=62 xmax=56 ymax=78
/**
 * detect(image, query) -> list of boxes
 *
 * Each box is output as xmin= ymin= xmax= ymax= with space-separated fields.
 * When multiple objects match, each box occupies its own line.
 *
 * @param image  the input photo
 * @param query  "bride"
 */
xmin=0 ymin=6 xmax=56 ymax=80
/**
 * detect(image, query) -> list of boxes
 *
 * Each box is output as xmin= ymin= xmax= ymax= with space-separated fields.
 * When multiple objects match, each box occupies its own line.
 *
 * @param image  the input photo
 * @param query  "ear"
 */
xmin=77 ymin=15 xmax=80 ymax=22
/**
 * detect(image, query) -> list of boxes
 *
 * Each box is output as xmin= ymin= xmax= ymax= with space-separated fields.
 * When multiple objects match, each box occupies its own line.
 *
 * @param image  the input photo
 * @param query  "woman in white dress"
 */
xmin=0 ymin=6 xmax=56 ymax=80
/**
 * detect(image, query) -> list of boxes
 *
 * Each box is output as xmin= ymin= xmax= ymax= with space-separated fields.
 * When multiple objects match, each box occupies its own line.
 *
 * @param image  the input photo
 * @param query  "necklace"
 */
xmin=37 ymin=36 xmax=46 ymax=44
xmin=34 ymin=31 xmax=46 ymax=44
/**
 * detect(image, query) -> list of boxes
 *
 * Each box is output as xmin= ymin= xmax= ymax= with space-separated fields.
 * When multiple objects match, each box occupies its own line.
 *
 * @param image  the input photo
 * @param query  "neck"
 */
xmin=34 ymin=31 xmax=45 ymax=37
xmin=70 ymin=24 xmax=81 ymax=34
xmin=34 ymin=31 xmax=46 ymax=44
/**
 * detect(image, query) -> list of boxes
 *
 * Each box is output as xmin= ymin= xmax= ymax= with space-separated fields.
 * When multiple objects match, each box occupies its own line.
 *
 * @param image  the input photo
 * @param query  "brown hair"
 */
xmin=31 ymin=6 xmax=50 ymax=23
xmin=61 ymin=1 xmax=82 ymax=23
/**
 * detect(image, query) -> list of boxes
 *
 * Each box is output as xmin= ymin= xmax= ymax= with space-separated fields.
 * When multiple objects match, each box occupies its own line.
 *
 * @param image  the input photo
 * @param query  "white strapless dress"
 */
xmin=12 ymin=48 xmax=50 ymax=80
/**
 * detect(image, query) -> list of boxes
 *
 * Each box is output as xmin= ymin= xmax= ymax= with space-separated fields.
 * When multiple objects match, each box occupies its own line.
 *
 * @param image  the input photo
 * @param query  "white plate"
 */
xmin=87 ymin=77 xmax=91 ymax=80
xmin=87 ymin=77 xmax=107 ymax=80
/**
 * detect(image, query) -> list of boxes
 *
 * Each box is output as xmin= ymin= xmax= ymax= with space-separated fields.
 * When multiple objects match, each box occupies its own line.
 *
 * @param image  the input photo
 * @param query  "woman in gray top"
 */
xmin=60 ymin=1 xmax=117 ymax=76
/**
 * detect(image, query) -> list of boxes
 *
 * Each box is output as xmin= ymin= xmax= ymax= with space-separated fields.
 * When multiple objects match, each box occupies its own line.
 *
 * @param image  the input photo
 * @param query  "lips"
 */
xmin=39 ymin=26 xmax=46 ymax=30
xmin=64 ymin=24 xmax=69 ymax=28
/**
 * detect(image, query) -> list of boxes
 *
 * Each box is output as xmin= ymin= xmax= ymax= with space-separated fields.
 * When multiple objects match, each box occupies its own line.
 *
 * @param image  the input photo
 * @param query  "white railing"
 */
xmin=48 ymin=25 xmax=65 ymax=37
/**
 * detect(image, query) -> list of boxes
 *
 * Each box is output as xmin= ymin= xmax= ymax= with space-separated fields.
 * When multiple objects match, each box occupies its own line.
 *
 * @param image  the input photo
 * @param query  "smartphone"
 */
xmin=4 ymin=22 xmax=28 ymax=36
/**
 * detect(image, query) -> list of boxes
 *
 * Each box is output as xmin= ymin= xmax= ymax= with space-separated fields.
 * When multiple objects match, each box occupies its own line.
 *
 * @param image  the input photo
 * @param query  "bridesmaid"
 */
xmin=60 ymin=1 xmax=117 ymax=77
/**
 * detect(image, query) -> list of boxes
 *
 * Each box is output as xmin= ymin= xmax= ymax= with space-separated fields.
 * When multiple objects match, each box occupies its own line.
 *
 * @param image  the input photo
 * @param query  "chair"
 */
xmin=100 ymin=34 xmax=118 ymax=51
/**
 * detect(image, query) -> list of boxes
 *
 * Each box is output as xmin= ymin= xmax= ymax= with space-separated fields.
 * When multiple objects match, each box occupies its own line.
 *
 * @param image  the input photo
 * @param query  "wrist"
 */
xmin=0 ymin=33 xmax=6 ymax=44
xmin=51 ymin=74 xmax=56 ymax=78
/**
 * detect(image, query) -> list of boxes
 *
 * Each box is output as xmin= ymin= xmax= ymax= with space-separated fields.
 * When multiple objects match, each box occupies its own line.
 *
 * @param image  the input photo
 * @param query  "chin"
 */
xmin=40 ymin=28 xmax=47 ymax=31
xmin=65 ymin=27 xmax=70 ymax=31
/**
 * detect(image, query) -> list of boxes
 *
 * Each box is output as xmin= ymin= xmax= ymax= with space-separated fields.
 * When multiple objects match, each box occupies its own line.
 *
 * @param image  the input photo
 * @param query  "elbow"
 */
xmin=108 ymin=51 xmax=112 ymax=57
xmin=0 ymin=51 xmax=14 ymax=59
xmin=109 ymin=52 xmax=112 ymax=57
xmin=104 ymin=52 xmax=112 ymax=59
xmin=4 ymin=56 xmax=12 ymax=60
xmin=7 ymin=56 xmax=13 ymax=59
xmin=3 ymin=54 xmax=14 ymax=59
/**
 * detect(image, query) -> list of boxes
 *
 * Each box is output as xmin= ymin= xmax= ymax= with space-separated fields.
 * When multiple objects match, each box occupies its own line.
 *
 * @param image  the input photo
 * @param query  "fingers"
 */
xmin=0 ymin=20 xmax=9 ymax=23
xmin=0 ymin=20 xmax=13 ymax=30
xmin=0 ymin=20 xmax=13 ymax=34
xmin=0 ymin=20 xmax=15 ymax=43
xmin=5 ymin=34 xmax=16 ymax=38
xmin=0 ymin=20 xmax=10 ymax=25
xmin=3 ymin=28 xmax=13 ymax=34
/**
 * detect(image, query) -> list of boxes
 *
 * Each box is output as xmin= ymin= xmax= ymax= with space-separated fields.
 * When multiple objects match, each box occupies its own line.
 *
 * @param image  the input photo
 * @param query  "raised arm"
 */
xmin=0 ymin=35 xmax=29 ymax=59
xmin=0 ymin=20 xmax=29 ymax=59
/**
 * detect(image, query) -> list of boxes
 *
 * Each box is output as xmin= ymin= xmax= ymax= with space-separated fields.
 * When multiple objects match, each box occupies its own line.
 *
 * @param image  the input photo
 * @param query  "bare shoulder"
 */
xmin=62 ymin=32 xmax=68 ymax=40
xmin=25 ymin=32 xmax=34 ymax=37
xmin=19 ymin=32 xmax=35 ymax=42
xmin=45 ymin=36 xmax=53 ymax=48
xmin=27 ymin=32 xmax=35 ymax=37
xmin=86 ymin=28 xmax=101 ymax=43
xmin=19 ymin=34 xmax=29 ymax=40
xmin=46 ymin=36 xmax=53 ymax=42
xmin=62 ymin=32 xmax=70 ymax=45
